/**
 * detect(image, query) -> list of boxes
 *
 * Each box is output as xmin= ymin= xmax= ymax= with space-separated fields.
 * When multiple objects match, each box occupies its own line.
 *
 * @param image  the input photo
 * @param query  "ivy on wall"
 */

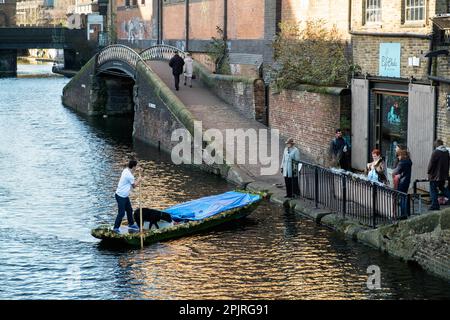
xmin=206 ymin=26 xmax=231 ymax=75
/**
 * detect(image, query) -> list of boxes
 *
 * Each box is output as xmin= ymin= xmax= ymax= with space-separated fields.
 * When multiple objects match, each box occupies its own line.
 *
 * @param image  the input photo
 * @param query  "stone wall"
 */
xmin=62 ymin=57 xmax=97 ymax=115
xmin=194 ymin=61 xmax=266 ymax=123
xmin=357 ymin=210 xmax=450 ymax=281
xmin=436 ymin=83 xmax=450 ymax=146
xmin=0 ymin=49 xmax=17 ymax=77
xmin=269 ymin=86 xmax=351 ymax=166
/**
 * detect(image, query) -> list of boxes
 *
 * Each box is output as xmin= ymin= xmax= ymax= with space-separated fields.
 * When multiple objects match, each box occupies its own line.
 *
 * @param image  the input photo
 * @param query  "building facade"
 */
xmin=350 ymin=0 xmax=450 ymax=188
xmin=0 ymin=0 xmax=17 ymax=27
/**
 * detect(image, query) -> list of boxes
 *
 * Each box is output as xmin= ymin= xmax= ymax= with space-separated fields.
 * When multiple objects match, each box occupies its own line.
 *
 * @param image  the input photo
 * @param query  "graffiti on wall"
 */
xmin=121 ymin=17 xmax=150 ymax=42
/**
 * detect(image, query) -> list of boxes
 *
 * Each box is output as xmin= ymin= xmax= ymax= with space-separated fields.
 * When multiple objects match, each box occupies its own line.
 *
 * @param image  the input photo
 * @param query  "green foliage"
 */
xmin=271 ymin=20 xmax=359 ymax=90
xmin=206 ymin=26 xmax=231 ymax=75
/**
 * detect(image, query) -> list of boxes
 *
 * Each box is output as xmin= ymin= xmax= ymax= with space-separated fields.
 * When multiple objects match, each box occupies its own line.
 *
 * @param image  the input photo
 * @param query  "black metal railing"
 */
xmin=293 ymin=160 xmax=411 ymax=228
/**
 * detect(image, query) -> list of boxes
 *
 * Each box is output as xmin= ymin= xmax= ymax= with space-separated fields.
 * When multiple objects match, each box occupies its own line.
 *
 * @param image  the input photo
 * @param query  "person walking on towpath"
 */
xmin=169 ymin=51 xmax=185 ymax=91
xmin=113 ymin=160 xmax=141 ymax=233
xmin=183 ymin=52 xmax=194 ymax=88
xmin=427 ymin=139 xmax=450 ymax=211
xmin=330 ymin=128 xmax=350 ymax=171
xmin=281 ymin=138 xmax=301 ymax=198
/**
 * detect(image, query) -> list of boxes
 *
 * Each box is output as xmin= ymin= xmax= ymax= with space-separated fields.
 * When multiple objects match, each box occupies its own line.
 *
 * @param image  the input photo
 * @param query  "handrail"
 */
xmin=96 ymin=44 xmax=145 ymax=70
xmin=140 ymin=44 xmax=186 ymax=61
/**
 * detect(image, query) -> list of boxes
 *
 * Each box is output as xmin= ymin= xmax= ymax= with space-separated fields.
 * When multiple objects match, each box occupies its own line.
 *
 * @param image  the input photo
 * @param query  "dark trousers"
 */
xmin=174 ymin=74 xmax=181 ymax=90
xmin=430 ymin=180 xmax=450 ymax=210
xmin=114 ymin=194 xmax=134 ymax=229
xmin=284 ymin=176 xmax=300 ymax=197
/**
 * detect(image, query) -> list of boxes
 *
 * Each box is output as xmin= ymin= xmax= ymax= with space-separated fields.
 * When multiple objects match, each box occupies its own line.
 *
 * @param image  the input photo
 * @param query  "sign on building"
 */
xmin=379 ymin=43 xmax=401 ymax=78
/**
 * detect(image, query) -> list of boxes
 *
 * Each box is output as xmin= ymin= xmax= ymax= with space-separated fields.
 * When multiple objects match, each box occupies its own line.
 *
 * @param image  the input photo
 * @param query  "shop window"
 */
xmin=365 ymin=0 xmax=382 ymax=23
xmin=405 ymin=0 xmax=425 ymax=22
xmin=373 ymin=93 xmax=408 ymax=169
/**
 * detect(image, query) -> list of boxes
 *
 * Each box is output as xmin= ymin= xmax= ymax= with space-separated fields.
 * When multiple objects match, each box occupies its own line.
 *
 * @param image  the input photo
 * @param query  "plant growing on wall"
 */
xmin=206 ymin=26 xmax=230 ymax=75
xmin=271 ymin=20 xmax=358 ymax=90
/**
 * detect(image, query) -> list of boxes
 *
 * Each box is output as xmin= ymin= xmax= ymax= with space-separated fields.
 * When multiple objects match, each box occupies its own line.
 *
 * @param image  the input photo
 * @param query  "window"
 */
xmin=405 ymin=0 xmax=425 ymax=21
xmin=141 ymin=0 xmax=145 ymax=4
xmin=125 ymin=0 xmax=130 ymax=6
xmin=366 ymin=0 xmax=382 ymax=23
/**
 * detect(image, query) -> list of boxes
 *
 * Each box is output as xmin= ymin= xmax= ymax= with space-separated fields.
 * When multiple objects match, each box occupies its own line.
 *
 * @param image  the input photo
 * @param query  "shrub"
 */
xmin=271 ymin=20 xmax=358 ymax=90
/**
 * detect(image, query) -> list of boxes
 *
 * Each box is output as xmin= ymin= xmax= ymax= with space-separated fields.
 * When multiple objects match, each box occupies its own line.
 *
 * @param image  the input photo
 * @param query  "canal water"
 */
xmin=0 ymin=63 xmax=449 ymax=300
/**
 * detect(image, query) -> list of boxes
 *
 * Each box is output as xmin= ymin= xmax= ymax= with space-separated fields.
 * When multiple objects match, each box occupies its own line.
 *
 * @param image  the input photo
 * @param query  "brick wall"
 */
xmin=351 ymin=0 xmax=440 ymax=33
xmin=163 ymin=1 xmax=185 ymax=39
xmin=0 ymin=0 xmax=16 ymax=27
xmin=189 ymin=0 xmax=224 ymax=40
xmin=352 ymin=35 xmax=430 ymax=80
xmin=282 ymin=0 xmax=351 ymax=41
xmin=116 ymin=1 xmax=155 ymax=41
xmin=269 ymin=87 xmax=350 ymax=166
xmin=436 ymin=83 xmax=450 ymax=146
xmin=227 ymin=0 xmax=264 ymax=40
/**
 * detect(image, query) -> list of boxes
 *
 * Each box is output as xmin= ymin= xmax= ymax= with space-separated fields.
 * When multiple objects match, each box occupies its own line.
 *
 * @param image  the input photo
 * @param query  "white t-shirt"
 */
xmin=115 ymin=168 xmax=135 ymax=198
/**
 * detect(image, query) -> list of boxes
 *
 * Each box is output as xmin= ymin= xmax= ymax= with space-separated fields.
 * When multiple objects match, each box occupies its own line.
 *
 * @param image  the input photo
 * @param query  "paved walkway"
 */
xmin=148 ymin=61 xmax=313 ymax=186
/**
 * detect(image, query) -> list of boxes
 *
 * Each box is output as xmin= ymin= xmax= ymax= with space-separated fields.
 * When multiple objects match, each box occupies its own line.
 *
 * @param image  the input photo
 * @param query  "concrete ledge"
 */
xmin=194 ymin=61 xmax=258 ymax=85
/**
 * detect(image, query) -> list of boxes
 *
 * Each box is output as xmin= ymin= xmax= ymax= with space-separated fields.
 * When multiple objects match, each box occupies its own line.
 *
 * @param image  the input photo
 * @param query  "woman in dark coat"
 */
xmin=392 ymin=149 xmax=412 ymax=219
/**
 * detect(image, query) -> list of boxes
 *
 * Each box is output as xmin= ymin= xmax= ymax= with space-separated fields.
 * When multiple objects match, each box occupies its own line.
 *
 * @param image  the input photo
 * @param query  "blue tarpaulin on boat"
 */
xmin=164 ymin=191 xmax=261 ymax=221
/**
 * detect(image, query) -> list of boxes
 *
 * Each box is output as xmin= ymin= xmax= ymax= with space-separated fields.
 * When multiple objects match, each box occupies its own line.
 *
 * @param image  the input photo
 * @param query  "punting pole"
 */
xmin=139 ymin=171 xmax=143 ymax=249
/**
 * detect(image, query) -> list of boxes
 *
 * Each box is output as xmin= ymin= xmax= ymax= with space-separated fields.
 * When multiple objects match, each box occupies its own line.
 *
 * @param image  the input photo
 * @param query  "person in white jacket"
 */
xmin=281 ymin=138 xmax=301 ymax=198
xmin=183 ymin=52 xmax=194 ymax=88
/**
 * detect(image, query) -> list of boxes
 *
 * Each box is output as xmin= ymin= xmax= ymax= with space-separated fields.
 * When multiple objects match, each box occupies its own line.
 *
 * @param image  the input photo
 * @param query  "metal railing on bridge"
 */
xmin=140 ymin=44 xmax=186 ymax=61
xmin=95 ymin=44 xmax=145 ymax=77
xmin=292 ymin=160 xmax=411 ymax=228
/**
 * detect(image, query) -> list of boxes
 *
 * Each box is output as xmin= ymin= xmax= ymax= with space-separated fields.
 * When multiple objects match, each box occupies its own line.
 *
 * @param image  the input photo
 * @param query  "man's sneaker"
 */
xmin=128 ymin=224 xmax=140 ymax=230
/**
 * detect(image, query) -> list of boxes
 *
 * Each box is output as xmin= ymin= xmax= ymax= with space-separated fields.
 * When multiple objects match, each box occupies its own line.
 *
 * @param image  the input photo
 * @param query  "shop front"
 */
xmin=351 ymin=66 xmax=436 ymax=189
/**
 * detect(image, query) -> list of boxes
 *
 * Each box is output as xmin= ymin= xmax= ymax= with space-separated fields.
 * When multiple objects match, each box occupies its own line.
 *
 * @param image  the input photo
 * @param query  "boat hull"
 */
xmin=91 ymin=200 xmax=261 ymax=247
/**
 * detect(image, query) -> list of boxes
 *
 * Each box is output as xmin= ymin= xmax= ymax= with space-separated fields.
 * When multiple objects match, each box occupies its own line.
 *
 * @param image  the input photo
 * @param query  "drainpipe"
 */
xmin=223 ymin=0 xmax=228 ymax=40
xmin=158 ymin=0 xmax=163 ymax=45
xmin=185 ymin=0 xmax=189 ymax=51
xmin=348 ymin=0 xmax=352 ymax=32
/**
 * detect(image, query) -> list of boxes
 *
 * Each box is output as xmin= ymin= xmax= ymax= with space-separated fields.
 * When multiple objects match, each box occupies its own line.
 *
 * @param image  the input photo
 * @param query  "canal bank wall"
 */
xmin=245 ymin=180 xmax=450 ymax=281
xmin=62 ymin=59 xmax=256 ymax=187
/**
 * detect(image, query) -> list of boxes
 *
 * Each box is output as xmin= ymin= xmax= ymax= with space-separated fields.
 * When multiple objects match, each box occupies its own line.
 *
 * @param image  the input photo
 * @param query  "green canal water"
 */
xmin=0 ymin=64 xmax=449 ymax=299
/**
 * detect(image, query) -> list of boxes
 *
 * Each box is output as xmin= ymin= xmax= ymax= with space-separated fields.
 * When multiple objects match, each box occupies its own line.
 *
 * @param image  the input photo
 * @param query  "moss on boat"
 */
xmin=91 ymin=192 xmax=262 ymax=247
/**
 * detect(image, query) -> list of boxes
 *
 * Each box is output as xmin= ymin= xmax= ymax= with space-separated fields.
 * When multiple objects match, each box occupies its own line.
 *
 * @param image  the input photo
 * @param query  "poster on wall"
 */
xmin=379 ymin=43 xmax=401 ymax=78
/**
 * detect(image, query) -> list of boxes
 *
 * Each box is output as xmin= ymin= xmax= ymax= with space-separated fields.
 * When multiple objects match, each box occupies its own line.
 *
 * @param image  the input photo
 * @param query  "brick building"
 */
xmin=0 ymin=0 xmax=17 ymax=27
xmin=350 ymin=0 xmax=449 ymax=187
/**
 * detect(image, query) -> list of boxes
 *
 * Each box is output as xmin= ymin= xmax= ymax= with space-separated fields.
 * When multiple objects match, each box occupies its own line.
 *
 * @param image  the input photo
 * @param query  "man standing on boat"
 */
xmin=113 ymin=160 xmax=141 ymax=232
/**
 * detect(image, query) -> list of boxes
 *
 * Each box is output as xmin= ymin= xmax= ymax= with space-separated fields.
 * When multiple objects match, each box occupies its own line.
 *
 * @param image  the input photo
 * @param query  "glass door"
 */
xmin=374 ymin=92 xmax=408 ymax=169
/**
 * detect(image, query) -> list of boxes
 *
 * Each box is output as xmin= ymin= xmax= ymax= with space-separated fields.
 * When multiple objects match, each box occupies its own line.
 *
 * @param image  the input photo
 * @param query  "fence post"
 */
xmin=342 ymin=175 xmax=347 ymax=218
xmin=407 ymin=194 xmax=411 ymax=217
xmin=372 ymin=185 xmax=377 ymax=228
xmin=314 ymin=166 xmax=319 ymax=208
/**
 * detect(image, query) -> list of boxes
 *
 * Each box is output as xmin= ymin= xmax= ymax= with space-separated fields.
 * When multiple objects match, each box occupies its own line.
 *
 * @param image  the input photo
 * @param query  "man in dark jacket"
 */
xmin=427 ymin=139 xmax=450 ymax=210
xmin=329 ymin=128 xmax=350 ymax=171
xmin=168 ymin=51 xmax=185 ymax=91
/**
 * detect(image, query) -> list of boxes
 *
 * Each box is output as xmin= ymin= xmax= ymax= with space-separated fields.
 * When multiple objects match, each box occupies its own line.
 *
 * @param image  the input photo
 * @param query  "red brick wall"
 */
xmin=163 ymin=2 xmax=185 ymax=39
xmin=189 ymin=0 xmax=224 ymax=40
xmin=269 ymin=89 xmax=345 ymax=166
xmin=116 ymin=2 xmax=154 ymax=41
xmin=227 ymin=0 xmax=264 ymax=40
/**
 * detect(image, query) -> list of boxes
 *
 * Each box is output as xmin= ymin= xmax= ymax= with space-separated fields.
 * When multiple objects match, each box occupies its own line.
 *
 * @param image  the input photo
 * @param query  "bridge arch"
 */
xmin=95 ymin=44 xmax=187 ymax=78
